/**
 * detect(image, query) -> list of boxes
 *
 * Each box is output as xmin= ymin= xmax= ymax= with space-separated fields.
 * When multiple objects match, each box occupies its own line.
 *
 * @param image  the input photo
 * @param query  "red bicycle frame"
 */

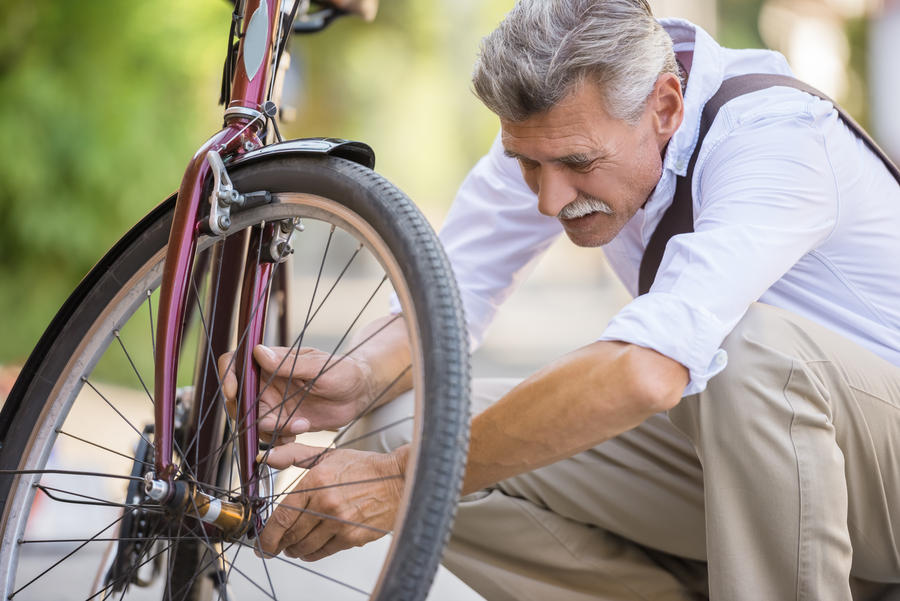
xmin=153 ymin=0 xmax=281 ymax=504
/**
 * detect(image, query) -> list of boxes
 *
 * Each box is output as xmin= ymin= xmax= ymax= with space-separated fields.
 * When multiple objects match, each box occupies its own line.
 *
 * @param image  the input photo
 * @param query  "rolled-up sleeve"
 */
xmin=600 ymin=108 xmax=840 ymax=394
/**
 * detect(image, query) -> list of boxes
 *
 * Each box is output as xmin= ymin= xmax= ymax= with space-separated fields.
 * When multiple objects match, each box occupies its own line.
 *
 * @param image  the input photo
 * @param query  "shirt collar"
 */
xmin=636 ymin=19 xmax=725 ymax=244
xmin=658 ymin=18 xmax=726 ymax=178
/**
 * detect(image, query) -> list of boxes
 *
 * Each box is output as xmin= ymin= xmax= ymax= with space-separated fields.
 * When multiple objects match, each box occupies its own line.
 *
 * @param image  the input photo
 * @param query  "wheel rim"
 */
xmin=0 ymin=192 xmax=435 ymax=600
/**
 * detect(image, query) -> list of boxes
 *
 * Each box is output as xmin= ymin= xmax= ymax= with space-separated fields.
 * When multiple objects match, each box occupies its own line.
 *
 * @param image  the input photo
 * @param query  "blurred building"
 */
xmin=756 ymin=0 xmax=899 ymax=160
xmin=870 ymin=0 xmax=900 ymax=160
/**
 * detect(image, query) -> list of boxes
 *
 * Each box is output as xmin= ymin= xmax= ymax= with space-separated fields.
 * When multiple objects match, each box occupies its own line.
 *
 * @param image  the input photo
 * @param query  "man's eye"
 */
xmin=518 ymin=159 xmax=539 ymax=170
xmin=569 ymin=161 xmax=595 ymax=173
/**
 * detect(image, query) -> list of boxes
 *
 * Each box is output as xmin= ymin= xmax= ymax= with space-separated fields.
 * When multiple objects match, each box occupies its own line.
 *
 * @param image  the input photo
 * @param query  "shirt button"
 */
xmin=675 ymin=159 xmax=687 ymax=172
xmin=714 ymin=352 xmax=727 ymax=367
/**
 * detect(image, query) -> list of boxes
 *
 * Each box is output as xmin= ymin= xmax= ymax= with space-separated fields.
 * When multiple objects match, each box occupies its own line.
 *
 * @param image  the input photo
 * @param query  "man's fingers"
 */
xmin=300 ymin=536 xmax=350 ymax=562
xmin=253 ymin=345 xmax=328 ymax=381
xmin=283 ymin=523 xmax=334 ymax=559
xmin=257 ymin=398 xmax=311 ymax=436
xmin=258 ymin=498 xmax=303 ymax=557
xmin=264 ymin=442 xmax=326 ymax=470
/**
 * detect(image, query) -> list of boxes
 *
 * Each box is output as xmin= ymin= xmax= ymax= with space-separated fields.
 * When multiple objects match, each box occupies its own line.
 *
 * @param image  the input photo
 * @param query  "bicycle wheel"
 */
xmin=0 ymin=155 xmax=470 ymax=601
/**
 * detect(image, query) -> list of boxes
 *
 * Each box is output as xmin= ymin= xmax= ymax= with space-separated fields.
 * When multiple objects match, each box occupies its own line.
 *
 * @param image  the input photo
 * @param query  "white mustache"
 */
xmin=557 ymin=196 xmax=614 ymax=220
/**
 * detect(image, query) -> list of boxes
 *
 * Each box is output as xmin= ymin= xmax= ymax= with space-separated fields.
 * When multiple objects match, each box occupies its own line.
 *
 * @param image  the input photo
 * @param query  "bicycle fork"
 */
xmin=150 ymin=0 xmax=286 ymax=539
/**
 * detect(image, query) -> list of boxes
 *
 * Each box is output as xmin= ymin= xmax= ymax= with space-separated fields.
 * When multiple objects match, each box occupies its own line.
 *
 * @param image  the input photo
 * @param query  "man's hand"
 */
xmin=218 ymin=345 xmax=375 ymax=445
xmin=258 ymin=443 xmax=407 ymax=561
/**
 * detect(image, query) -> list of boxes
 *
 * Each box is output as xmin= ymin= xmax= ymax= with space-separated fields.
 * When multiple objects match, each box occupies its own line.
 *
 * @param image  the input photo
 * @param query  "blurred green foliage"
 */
xmin=0 ymin=1 xmax=226 ymax=363
xmin=717 ymin=0 xmax=766 ymax=49
xmin=0 ymin=1 xmax=513 ymax=366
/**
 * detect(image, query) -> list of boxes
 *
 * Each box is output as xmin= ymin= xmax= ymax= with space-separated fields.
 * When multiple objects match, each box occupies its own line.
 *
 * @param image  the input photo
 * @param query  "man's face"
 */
xmin=501 ymin=80 xmax=675 ymax=247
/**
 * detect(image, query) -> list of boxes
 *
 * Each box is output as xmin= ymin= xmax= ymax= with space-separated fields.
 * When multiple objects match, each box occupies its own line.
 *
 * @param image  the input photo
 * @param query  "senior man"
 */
xmin=222 ymin=1 xmax=900 ymax=599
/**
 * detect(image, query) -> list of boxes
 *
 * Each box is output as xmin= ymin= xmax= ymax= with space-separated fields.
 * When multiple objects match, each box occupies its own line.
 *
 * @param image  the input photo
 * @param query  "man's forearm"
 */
xmin=459 ymin=340 xmax=688 ymax=494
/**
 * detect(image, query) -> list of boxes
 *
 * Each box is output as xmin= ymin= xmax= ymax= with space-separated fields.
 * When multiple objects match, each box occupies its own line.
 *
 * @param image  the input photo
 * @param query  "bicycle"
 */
xmin=0 ymin=1 xmax=470 ymax=599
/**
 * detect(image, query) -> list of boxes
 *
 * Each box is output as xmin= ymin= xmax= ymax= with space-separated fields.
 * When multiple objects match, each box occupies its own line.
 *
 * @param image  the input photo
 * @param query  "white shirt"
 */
xmin=439 ymin=19 xmax=900 ymax=395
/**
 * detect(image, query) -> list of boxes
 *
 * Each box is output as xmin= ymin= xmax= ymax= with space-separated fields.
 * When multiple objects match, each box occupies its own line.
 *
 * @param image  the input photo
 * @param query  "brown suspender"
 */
xmin=636 ymin=73 xmax=900 ymax=296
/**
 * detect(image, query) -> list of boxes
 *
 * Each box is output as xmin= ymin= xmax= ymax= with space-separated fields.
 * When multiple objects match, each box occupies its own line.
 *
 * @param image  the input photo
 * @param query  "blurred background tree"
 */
xmin=0 ymin=1 xmax=225 ymax=363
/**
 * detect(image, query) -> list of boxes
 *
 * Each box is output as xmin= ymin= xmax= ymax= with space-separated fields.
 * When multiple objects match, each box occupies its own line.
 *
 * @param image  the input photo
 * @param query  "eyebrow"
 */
xmin=503 ymin=149 xmax=529 ymax=160
xmin=503 ymin=149 xmax=610 ymax=165
xmin=556 ymin=152 xmax=600 ymax=166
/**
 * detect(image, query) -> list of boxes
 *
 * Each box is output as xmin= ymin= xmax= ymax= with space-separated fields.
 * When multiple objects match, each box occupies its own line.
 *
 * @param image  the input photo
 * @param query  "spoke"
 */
xmin=335 ymin=415 xmax=413 ymax=450
xmin=171 ymin=489 xmax=228 ymax=598
xmin=165 ymin=534 xmax=241 ymax=601
xmin=328 ymin=362 xmax=410 ymax=448
xmin=166 ymin=510 xmax=210 ymax=599
xmin=113 ymin=515 xmax=177 ymax=601
xmin=164 ymin=520 xmax=178 ymax=601
xmin=250 ymin=224 xmax=337 ymax=464
xmin=298 ymin=223 xmax=335 ymax=349
xmin=222 ymin=534 xmax=244 ymax=600
xmin=85 ymin=532 xmax=171 ymax=601
xmin=256 ymin=372 xmax=412 ymax=518
xmin=275 ymin=278 xmax=389 ymax=413
xmin=257 ymin=315 xmax=406 ymax=467
xmin=255 ymin=362 xmax=408 ymax=503
xmin=251 ymin=535 xmax=278 ymax=601
xmin=247 ymin=276 xmax=392 ymax=473
xmin=302 ymin=243 xmax=363 ymax=332
xmin=113 ymin=330 xmax=154 ymax=407
xmin=10 ymin=512 xmax=128 ymax=598
xmin=206 ymin=238 xmax=369 ymax=478
xmin=34 ymin=484 xmax=165 ymax=511
xmin=55 ymin=429 xmax=151 ymax=467
xmin=228 ymin=537 xmax=369 ymax=596
xmin=19 ymin=536 xmax=194 ymax=544
xmin=184 ymin=244 xmax=229 ymax=476
xmin=181 ymin=230 xmax=284 ymax=481
xmin=0 ymin=469 xmax=144 ymax=482
xmin=80 ymin=378 xmax=155 ymax=451
xmin=147 ymin=289 xmax=156 ymax=359
xmin=109 ymin=334 xmax=198 ymax=485
xmin=208 ymin=547 xmax=279 ymax=601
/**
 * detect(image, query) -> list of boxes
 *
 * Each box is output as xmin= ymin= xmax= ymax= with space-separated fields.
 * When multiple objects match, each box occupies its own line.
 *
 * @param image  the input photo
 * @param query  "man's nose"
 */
xmin=536 ymin=167 xmax=576 ymax=217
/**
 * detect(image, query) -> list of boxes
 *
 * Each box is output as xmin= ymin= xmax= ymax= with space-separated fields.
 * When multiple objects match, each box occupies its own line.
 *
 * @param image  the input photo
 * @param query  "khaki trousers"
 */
xmin=348 ymin=303 xmax=900 ymax=600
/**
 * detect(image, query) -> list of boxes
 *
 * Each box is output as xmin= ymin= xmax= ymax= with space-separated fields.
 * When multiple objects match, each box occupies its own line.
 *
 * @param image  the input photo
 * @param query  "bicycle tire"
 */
xmin=0 ymin=155 xmax=470 ymax=601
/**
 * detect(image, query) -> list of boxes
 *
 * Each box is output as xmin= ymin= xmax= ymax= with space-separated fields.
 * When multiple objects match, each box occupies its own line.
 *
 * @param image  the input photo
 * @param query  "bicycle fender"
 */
xmin=231 ymin=137 xmax=376 ymax=170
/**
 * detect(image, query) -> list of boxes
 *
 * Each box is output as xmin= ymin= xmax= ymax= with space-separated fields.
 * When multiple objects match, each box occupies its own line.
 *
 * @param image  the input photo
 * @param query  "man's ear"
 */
xmin=650 ymin=73 xmax=684 ymax=142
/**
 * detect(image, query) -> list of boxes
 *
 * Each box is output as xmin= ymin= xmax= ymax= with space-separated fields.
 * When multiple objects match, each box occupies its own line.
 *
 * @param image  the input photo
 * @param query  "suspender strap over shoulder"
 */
xmin=636 ymin=73 xmax=900 ymax=296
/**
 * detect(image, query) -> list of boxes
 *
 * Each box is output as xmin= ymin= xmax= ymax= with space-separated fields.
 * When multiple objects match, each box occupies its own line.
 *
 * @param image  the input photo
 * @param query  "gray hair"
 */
xmin=472 ymin=0 xmax=680 ymax=124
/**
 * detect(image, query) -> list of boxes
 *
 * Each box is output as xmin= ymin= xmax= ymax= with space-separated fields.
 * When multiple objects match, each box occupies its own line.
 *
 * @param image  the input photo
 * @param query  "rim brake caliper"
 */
xmin=206 ymin=150 xmax=245 ymax=236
